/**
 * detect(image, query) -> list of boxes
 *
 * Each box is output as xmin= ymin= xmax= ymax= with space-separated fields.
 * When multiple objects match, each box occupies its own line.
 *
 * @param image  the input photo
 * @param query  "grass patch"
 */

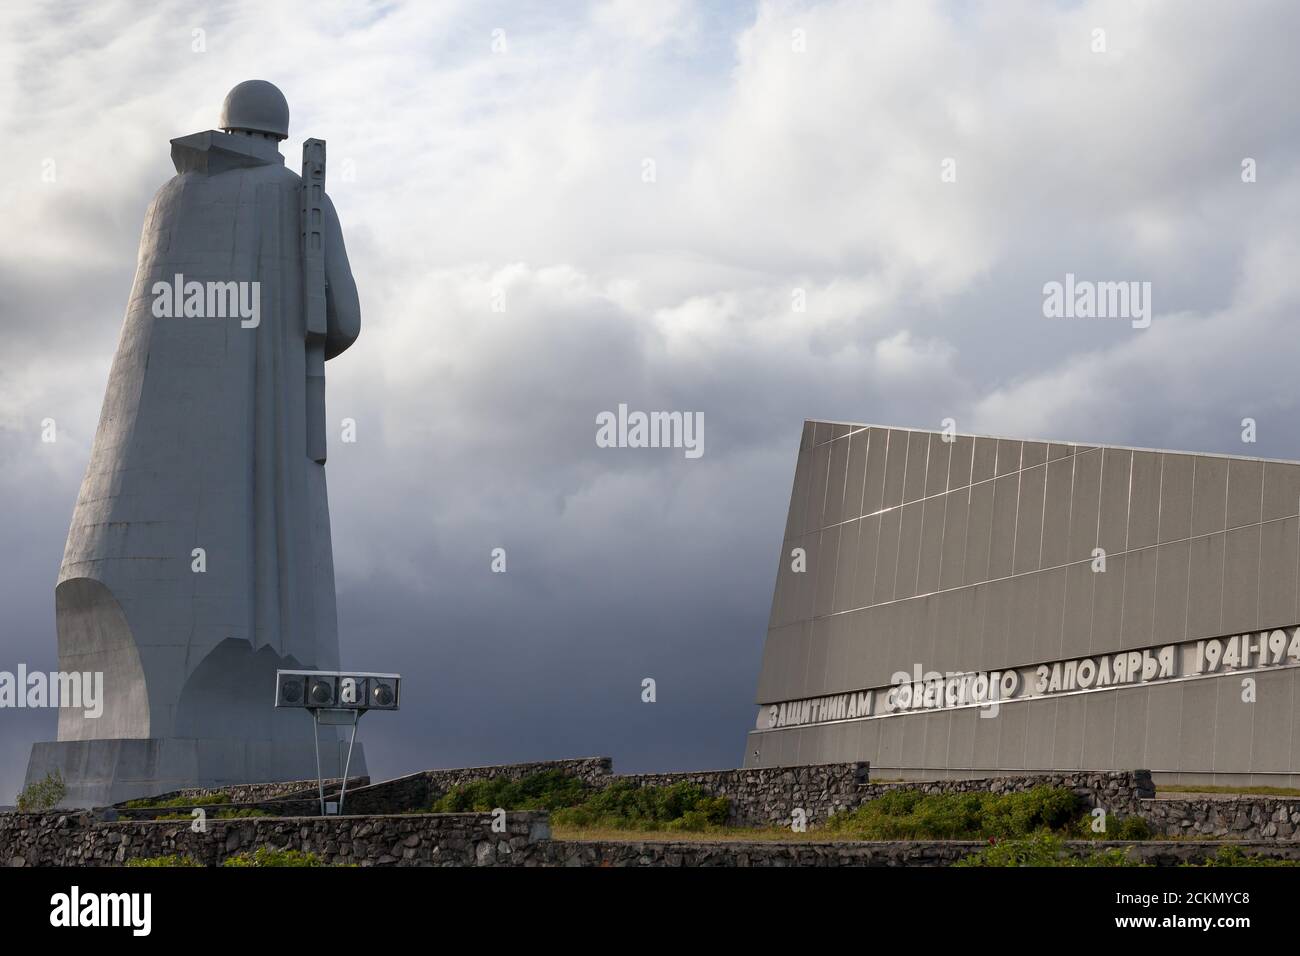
xmin=1159 ymin=784 xmax=1300 ymax=798
xmin=155 ymin=808 xmax=271 ymax=820
xmin=1181 ymin=846 xmax=1300 ymax=867
xmin=552 ymin=824 xmax=858 ymax=843
xmin=221 ymin=847 xmax=328 ymax=867
xmin=129 ymin=848 xmax=354 ymax=867
xmin=125 ymin=854 xmax=202 ymax=867
xmin=555 ymin=814 xmax=1154 ymax=845
xmin=955 ymin=832 xmax=1147 ymax=867
xmin=958 ymin=834 xmax=1300 ymax=867
xmin=124 ymin=792 xmax=232 ymax=810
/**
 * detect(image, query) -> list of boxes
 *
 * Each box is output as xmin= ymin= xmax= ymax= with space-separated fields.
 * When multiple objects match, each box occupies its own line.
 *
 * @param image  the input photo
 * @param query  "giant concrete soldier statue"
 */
xmin=25 ymin=80 xmax=366 ymax=805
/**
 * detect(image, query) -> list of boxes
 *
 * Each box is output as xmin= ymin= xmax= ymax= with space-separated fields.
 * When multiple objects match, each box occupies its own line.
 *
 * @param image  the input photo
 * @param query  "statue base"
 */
xmin=24 ymin=737 xmax=367 ymax=808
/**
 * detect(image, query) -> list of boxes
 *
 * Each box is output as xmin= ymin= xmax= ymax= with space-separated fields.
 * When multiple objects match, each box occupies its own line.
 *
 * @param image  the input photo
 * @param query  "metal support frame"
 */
xmin=277 ymin=670 xmax=400 ymax=816
xmin=338 ymin=711 xmax=361 ymax=813
xmin=310 ymin=707 xmax=364 ymax=816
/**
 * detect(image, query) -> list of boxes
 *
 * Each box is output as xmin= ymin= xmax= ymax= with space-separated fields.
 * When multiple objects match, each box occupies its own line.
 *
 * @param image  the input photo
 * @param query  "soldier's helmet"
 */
xmin=219 ymin=80 xmax=290 ymax=140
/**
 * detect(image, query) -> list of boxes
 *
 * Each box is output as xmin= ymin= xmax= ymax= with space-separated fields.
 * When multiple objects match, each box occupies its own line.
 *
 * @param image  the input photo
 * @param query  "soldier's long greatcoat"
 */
xmin=56 ymin=129 xmax=360 ymax=744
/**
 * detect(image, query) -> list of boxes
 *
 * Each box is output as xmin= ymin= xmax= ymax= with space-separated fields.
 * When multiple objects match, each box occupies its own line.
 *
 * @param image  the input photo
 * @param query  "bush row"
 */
xmin=823 ymin=785 xmax=1151 ymax=841
xmin=429 ymin=771 xmax=729 ymax=831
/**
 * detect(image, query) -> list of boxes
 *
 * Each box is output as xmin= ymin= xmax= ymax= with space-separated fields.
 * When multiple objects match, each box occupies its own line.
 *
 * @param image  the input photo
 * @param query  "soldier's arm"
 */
xmin=322 ymin=193 xmax=361 ymax=360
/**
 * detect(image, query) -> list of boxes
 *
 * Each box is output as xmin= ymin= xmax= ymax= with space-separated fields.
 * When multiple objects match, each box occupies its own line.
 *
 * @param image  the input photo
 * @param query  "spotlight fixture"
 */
xmin=274 ymin=669 xmax=402 ymax=815
xmin=274 ymin=670 xmax=401 ymax=712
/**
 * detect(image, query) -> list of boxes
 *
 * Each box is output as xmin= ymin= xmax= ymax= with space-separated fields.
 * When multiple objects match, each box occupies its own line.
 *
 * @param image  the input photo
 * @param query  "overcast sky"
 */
xmin=2 ymin=0 xmax=1299 ymax=799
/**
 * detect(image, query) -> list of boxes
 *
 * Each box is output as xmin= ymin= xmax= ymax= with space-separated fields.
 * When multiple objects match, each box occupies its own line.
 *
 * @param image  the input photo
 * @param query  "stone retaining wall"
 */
xmin=545 ymin=838 xmax=978 ymax=867
xmin=115 ymin=777 xmax=369 ymax=808
xmin=1 ymin=811 xmax=549 ymax=867
xmin=95 ymin=760 xmax=1154 ymax=828
xmin=287 ymin=760 xmax=1151 ymax=827
xmin=108 ymin=759 xmax=616 ymax=820
xmin=541 ymin=838 xmax=1300 ymax=867
xmin=101 ymin=767 xmax=1300 ymax=850
xmin=616 ymin=764 xmax=870 ymax=826
xmin=6 ymin=809 xmax=1300 ymax=867
xmin=616 ymin=767 xmax=1151 ymax=826
xmin=866 ymin=770 xmax=1154 ymax=816
xmin=1141 ymin=796 xmax=1300 ymax=840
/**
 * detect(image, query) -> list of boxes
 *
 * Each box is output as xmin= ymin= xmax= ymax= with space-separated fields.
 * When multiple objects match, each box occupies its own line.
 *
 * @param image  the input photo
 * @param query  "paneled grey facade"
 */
xmin=745 ymin=421 xmax=1300 ymax=786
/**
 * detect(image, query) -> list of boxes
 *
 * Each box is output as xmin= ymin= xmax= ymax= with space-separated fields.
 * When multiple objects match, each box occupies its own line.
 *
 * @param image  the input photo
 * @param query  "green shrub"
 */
xmin=1071 ymin=811 xmax=1154 ymax=840
xmin=1183 ymin=846 xmax=1300 ymax=867
xmin=16 ymin=771 xmax=67 ymax=812
xmin=551 ymin=781 xmax=729 ymax=831
xmin=823 ymin=786 xmax=1082 ymax=840
xmin=1113 ymin=815 xmax=1152 ymax=840
xmin=665 ymin=808 xmax=727 ymax=832
xmin=983 ymin=787 xmax=1080 ymax=835
xmin=125 ymin=854 xmax=202 ymax=867
xmin=430 ymin=772 xmax=731 ymax=832
xmin=221 ymin=847 xmax=324 ymax=867
xmin=956 ymin=831 xmax=1145 ymax=867
xmin=430 ymin=770 xmax=590 ymax=813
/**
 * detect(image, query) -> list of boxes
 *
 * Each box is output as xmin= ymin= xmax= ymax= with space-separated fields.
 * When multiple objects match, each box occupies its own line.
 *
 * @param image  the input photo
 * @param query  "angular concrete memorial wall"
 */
xmin=746 ymin=421 xmax=1300 ymax=786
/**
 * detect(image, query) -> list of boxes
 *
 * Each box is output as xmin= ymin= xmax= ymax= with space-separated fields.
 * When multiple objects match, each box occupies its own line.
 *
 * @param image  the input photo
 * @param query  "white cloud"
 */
xmin=590 ymin=0 xmax=699 ymax=49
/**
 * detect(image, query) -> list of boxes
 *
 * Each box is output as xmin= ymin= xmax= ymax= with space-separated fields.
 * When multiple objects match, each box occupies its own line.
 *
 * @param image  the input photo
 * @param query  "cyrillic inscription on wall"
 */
xmin=757 ymin=627 xmax=1300 ymax=731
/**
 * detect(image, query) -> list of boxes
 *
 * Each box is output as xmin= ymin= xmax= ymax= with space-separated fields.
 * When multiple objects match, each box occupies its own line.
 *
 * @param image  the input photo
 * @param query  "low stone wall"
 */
xmin=545 ymin=838 xmax=977 ymax=867
xmin=863 ymin=770 xmax=1154 ymax=817
xmin=616 ymin=767 xmax=1151 ymax=827
xmin=1141 ymin=796 xmax=1300 ymax=840
xmin=542 ymin=839 xmax=1300 ymax=868
xmin=1 ymin=811 xmax=549 ymax=867
xmin=7 ymin=808 xmax=1300 ymax=867
xmin=114 ymin=776 xmax=369 ymax=808
xmin=109 ymin=758 xmax=617 ymax=820
xmin=428 ymin=757 xmax=614 ymax=789
xmin=98 ymin=760 xmax=1153 ymax=829
xmin=616 ymin=764 xmax=870 ymax=827
xmin=265 ymin=759 xmax=876 ymax=823
xmin=71 ymin=767 xmax=1300 ymax=853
